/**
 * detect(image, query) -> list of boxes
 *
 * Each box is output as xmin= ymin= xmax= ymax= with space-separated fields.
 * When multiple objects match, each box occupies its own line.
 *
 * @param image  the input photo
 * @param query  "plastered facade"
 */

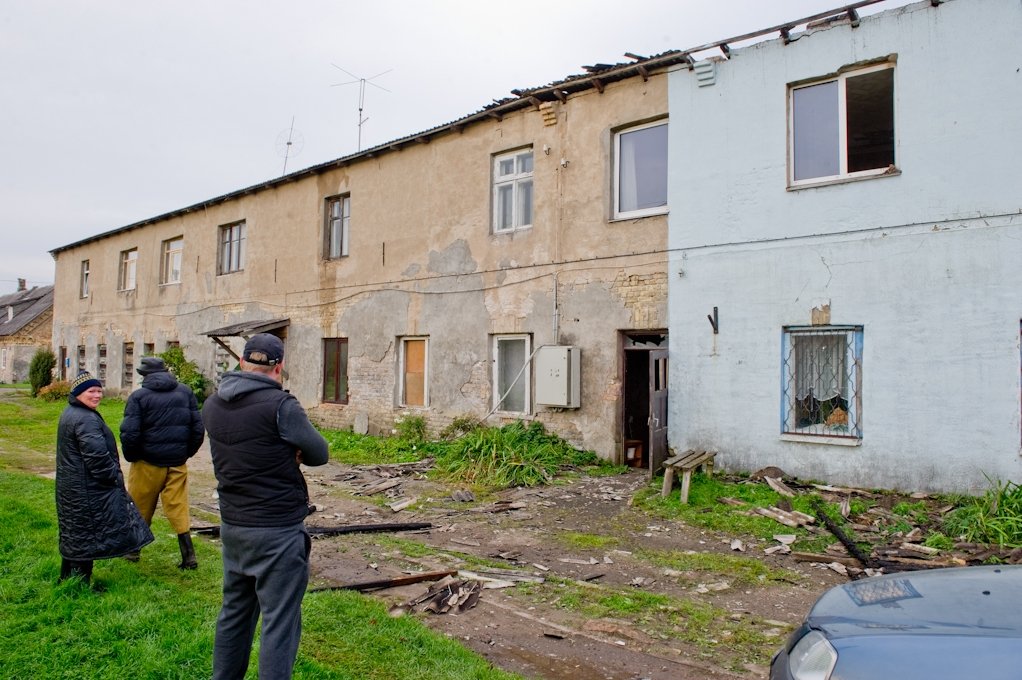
xmin=666 ymin=0 xmax=1022 ymax=492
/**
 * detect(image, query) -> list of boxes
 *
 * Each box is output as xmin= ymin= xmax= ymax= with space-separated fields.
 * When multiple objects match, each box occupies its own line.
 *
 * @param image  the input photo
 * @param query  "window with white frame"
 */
xmin=493 ymin=334 xmax=531 ymax=414
xmin=790 ymin=63 xmax=895 ymax=184
xmin=399 ymin=337 xmax=428 ymax=407
xmin=161 ymin=236 xmax=183 ymax=285
xmin=781 ymin=326 xmax=863 ymax=439
xmin=493 ymin=149 xmax=533 ymax=233
xmin=118 ymin=248 xmax=138 ymax=291
xmin=325 ymin=195 xmax=350 ymax=259
xmin=80 ymin=260 xmax=90 ymax=298
xmin=218 ymin=221 xmax=246 ymax=275
xmin=614 ymin=120 xmax=668 ymax=219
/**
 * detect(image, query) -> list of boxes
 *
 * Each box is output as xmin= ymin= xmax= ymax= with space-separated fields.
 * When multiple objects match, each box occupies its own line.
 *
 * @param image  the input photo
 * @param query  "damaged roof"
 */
xmin=49 ymin=0 xmax=893 ymax=255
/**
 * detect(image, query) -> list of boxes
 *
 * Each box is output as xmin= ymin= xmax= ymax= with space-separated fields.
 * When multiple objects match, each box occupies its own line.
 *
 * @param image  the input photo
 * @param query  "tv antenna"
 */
xmin=331 ymin=65 xmax=392 ymax=151
xmin=275 ymin=116 xmax=304 ymax=176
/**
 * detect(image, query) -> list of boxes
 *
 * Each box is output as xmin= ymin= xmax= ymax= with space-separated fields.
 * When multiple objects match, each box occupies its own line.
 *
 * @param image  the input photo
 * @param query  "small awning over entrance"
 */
xmin=203 ymin=318 xmax=290 ymax=363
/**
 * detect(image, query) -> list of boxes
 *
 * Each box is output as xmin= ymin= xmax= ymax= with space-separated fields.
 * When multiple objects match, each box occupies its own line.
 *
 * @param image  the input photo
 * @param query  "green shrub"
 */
xmin=394 ymin=413 xmax=428 ymax=443
xmin=156 ymin=347 xmax=209 ymax=403
xmin=28 ymin=349 xmax=56 ymax=397
xmin=37 ymin=380 xmax=71 ymax=402
xmin=943 ymin=477 xmax=1022 ymax=547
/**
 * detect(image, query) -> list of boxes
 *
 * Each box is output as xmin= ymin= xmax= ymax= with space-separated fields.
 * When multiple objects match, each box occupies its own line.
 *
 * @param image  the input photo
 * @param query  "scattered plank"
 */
xmin=792 ymin=552 xmax=862 ymax=567
xmin=764 ymin=476 xmax=796 ymax=498
xmin=357 ymin=478 xmax=402 ymax=496
xmin=388 ymin=497 xmax=417 ymax=512
xmin=308 ymin=569 xmax=457 ymax=593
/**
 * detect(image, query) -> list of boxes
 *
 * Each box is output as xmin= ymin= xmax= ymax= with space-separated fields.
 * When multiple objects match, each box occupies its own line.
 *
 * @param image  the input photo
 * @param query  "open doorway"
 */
xmin=621 ymin=331 xmax=668 ymax=476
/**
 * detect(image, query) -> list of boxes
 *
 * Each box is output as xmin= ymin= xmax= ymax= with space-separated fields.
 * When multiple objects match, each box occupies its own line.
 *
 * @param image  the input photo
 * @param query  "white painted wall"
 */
xmin=667 ymin=0 xmax=1022 ymax=492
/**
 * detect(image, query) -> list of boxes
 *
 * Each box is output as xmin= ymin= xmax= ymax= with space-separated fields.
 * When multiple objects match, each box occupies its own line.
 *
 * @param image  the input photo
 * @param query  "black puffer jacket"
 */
xmin=120 ymin=371 xmax=204 ymax=467
xmin=55 ymin=397 xmax=154 ymax=560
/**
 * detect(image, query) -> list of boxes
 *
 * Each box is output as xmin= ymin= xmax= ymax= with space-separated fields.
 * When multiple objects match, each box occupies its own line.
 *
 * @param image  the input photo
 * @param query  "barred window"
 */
xmin=781 ymin=326 xmax=862 ymax=439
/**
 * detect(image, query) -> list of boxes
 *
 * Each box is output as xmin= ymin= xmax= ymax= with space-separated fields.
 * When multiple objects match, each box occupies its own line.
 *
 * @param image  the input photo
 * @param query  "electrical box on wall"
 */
xmin=535 ymin=345 xmax=581 ymax=408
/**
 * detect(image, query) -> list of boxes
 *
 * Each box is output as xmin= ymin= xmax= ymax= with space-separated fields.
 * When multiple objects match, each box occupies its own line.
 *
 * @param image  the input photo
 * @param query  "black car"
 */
xmin=770 ymin=565 xmax=1022 ymax=680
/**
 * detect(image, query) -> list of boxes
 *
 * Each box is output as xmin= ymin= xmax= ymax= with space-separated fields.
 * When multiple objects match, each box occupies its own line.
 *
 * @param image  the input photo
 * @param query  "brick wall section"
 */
xmin=611 ymin=271 xmax=667 ymax=328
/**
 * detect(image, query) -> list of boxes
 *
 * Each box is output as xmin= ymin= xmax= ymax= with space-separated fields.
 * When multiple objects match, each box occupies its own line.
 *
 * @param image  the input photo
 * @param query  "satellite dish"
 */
xmin=275 ymin=117 xmax=305 ymax=175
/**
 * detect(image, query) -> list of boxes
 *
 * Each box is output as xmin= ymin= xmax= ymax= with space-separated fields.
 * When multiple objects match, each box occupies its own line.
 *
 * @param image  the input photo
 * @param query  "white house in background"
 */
xmin=667 ymin=0 xmax=1022 ymax=493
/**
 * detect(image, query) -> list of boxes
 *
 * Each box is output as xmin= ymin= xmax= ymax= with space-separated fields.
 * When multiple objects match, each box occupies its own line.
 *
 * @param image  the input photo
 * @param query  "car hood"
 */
xmin=809 ymin=565 xmax=1022 ymax=639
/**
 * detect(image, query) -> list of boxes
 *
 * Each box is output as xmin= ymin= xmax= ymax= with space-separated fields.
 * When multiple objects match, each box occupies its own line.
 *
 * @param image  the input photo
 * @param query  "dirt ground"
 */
xmin=183 ymin=444 xmax=847 ymax=680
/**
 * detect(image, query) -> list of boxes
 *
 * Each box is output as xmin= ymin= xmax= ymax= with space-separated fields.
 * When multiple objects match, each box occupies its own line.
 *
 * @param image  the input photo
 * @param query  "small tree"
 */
xmin=156 ymin=346 xmax=209 ymax=403
xmin=29 ymin=348 xmax=56 ymax=397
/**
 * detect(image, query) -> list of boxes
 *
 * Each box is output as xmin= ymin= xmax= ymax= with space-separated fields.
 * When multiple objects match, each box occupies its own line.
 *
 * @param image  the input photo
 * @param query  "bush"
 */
xmin=37 ymin=381 xmax=71 ymax=402
xmin=28 ymin=349 xmax=56 ymax=397
xmin=156 ymin=346 xmax=209 ymax=403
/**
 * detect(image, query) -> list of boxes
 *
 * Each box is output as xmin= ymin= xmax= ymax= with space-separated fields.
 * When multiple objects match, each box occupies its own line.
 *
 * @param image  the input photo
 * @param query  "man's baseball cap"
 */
xmin=243 ymin=333 xmax=284 ymax=366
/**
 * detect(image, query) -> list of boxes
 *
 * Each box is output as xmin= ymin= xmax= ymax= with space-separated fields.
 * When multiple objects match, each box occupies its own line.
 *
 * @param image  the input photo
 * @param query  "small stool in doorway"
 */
xmin=661 ymin=449 xmax=717 ymax=504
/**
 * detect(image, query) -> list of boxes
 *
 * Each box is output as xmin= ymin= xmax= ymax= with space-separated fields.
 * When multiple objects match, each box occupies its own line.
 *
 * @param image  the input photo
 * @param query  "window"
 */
xmin=118 ymin=248 xmax=138 ymax=291
xmin=400 ymin=337 xmax=428 ymax=407
xmin=323 ymin=338 xmax=349 ymax=404
xmin=80 ymin=260 xmax=90 ymax=298
xmin=614 ymin=120 xmax=668 ymax=219
xmin=325 ymin=196 xmax=350 ymax=259
xmin=218 ymin=221 xmax=246 ymax=274
xmin=123 ymin=342 xmax=134 ymax=388
xmin=97 ymin=344 xmax=107 ymax=381
xmin=143 ymin=342 xmax=155 ymax=357
xmin=493 ymin=149 xmax=533 ymax=232
xmin=790 ymin=63 xmax=895 ymax=184
xmin=781 ymin=326 xmax=863 ymax=439
xmin=76 ymin=345 xmax=85 ymax=372
xmin=161 ymin=237 xmax=183 ymax=284
xmin=493 ymin=335 xmax=531 ymax=414
xmin=1 ymin=348 xmax=6 ymax=370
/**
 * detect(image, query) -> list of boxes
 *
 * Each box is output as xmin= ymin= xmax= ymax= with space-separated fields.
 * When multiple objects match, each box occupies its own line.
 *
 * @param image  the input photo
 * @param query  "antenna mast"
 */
xmin=331 ymin=65 xmax=392 ymax=152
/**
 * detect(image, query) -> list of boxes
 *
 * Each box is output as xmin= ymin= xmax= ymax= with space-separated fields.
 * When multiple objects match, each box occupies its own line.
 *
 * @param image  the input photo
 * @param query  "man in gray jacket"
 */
xmin=202 ymin=333 xmax=329 ymax=680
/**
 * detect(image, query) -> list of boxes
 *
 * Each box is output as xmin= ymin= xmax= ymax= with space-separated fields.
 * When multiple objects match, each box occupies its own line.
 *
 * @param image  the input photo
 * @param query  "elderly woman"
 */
xmin=56 ymin=371 xmax=154 ymax=586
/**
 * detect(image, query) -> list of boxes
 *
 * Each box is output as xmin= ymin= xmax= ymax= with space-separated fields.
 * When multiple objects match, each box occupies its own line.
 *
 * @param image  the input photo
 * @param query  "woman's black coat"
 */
xmin=55 ymin=396 xmax=154 ymax=560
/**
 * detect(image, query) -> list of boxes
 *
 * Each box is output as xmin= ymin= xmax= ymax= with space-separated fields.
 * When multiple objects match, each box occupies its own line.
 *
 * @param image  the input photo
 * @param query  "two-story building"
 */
xmin=667 ymin=0 xmax=1022 ymax=492
xmin=50 ymin=54 xmax=689 ymax=466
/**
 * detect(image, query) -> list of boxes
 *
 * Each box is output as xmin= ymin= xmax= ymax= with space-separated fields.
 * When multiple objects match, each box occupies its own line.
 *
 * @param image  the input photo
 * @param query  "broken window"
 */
xmin=400 ymin=337 xmax=428 ymax=407
xmin=790 ymin=63 xmax=895 ymax=184
xmin=614 ymin=120 xmax=668 ymax=218
xmin=161 ymin=236 xmax=183 ymax=285
xmin=493 ymin=149 xmax=533 ymax=233
xmin=323 ymin=337 xmax=349 ymax=404
xmin=782 ymin=326 xmax=862 ymax=439
xmin=123 ymin=342 xmax=134 ymax=389
xmin=118 ymin=248 xmax=137 ymax=291
xmin=218 ymin=220 xmax=246 ymax=275
xmin=325 ymin=195 xmax=350 ymax=259
xmin=493 ymin=334 xmax=531 ymax=414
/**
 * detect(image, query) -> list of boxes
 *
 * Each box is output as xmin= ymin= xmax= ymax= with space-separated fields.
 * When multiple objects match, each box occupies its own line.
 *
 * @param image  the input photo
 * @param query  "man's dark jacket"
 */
xmin=202 ymin=370 xmax=329 ymax=527
xmin=56 ymin=397 xmax=155 ymax=560
xmin=120 ymin=370 xmax=204 ymax=467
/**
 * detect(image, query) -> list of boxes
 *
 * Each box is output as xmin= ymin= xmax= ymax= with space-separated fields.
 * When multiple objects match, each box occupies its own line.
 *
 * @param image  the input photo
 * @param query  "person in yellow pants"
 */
xmin=120 ymin=357 xmax=205 ymax=568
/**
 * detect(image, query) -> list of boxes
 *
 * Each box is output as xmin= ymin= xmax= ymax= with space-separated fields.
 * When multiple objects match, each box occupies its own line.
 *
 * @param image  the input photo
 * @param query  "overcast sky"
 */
xmin=0 ymin=0 xmax=914 ymax=293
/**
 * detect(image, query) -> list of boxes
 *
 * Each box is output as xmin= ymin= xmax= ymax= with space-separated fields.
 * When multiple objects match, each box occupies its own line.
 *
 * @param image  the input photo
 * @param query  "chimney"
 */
xmin=17 ymin=278 xmax=26 ymax=292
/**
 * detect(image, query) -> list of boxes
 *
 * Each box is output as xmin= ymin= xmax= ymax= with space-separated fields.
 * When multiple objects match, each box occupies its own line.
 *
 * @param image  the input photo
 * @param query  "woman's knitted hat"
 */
xmin=70 ymin=370 xmax=103 ymax=397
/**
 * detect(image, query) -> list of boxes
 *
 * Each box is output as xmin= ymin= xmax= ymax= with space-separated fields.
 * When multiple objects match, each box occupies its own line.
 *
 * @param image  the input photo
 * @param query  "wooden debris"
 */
xmin=459 ymin=567 xmax=545 ymax=584
xmin=471 ymin=501 xmax=526 ymax=513
xmin=559 ymin=557 xmax=599 ymax=565
xmin=730 ymin=539 xmax=746 ymax=552
xmin=764 ymin=476 xmax=796 ymax=498
xmin=899 ymin=542 xmax=940 ymax=557
xmin=357 ymin=478 xmax=402 ymax=496
xmin=717 ymin=496 xmax=747 ymax=507
xmin=773 ymin=534 xmax=797 ymax=545
xmin=792 ymin=552 xmax=862 ymax=567
xmin=308 ymin=569 xmax=457 ymax=593
xmin=307 ymin=522 xmax=432 ymax=537
xmin=754 ymin=506 xmax=813 ymax=528
xmin=451 ymin=489 xmax=475 ymax=502
xmin=388 ymin=497 xmax=417 ymax=512
xmin=450 ymin=537 xmax=481 ymax=547
xmin=764 ymin=544 xmax=790 ymax=555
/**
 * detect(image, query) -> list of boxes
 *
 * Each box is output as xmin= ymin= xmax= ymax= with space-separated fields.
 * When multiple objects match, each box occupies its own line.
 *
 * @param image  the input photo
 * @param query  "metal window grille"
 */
xmin=782 ymin=327 xmax=862 ymax=438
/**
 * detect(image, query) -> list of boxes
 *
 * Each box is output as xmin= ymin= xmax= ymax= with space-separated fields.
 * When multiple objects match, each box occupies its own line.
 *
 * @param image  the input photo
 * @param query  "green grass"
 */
xmin=943 ymin=478 xmax=1022 ymax=547
xmin=558 ymin=531 xmax=619 ymax=550
xmin=0 ymin=470 xmax=518 ymax=679
xmin=635 ymin=548 xmax=802 ymax=587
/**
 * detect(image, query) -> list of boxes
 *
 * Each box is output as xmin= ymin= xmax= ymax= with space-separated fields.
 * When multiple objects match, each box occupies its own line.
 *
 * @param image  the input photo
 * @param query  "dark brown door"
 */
xmin=648 ymin=349 xmax=669 ymax=474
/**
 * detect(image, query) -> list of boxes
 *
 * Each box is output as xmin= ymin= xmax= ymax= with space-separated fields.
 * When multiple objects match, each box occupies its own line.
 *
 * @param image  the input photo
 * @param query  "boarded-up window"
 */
xmin=402 ymin=338 xmax=427 ymax=407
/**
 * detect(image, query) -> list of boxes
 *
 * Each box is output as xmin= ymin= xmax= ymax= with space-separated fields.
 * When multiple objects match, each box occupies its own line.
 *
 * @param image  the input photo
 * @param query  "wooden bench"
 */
xmin=660 ymin=450 xmax=717 ymax=504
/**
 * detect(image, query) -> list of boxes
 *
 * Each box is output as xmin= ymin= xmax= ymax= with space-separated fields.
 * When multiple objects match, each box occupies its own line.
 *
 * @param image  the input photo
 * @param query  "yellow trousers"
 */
xmin=126 ymin=460 xmax=191 ymax=534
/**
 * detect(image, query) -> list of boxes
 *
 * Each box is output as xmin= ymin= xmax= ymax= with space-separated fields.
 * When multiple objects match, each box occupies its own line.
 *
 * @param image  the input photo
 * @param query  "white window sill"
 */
xmin=610 ymin=208 xmax=668 ymax=223
xmin=781 ymin=433 xmax=862 ymax=447
xmin=787 ymin=167 xmax=901 ymax=191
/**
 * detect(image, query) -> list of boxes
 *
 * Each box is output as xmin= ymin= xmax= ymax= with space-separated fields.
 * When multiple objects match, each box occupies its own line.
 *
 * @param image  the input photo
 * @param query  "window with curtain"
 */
xmin=614 ymin=120 xmax=668 ymax=219
xmin=782 ymin=326 xmax=863 ymax=439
